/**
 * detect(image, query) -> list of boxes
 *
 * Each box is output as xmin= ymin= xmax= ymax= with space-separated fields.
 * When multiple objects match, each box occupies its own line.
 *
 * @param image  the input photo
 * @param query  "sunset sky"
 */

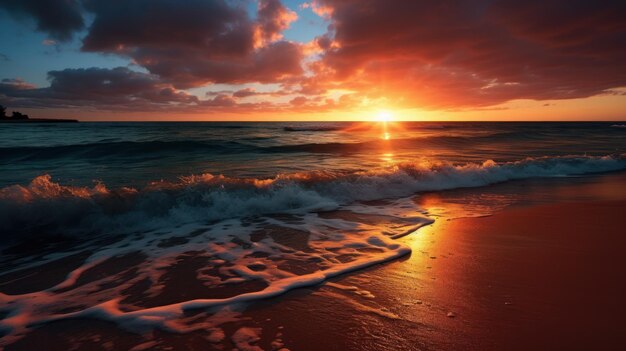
xmin=0 ymin=0 xmax=625 ymax=121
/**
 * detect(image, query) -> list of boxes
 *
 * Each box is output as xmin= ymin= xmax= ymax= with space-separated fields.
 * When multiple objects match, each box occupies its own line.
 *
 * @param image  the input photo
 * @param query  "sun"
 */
xmin=375 ymin=110 xmax=393 ymax=122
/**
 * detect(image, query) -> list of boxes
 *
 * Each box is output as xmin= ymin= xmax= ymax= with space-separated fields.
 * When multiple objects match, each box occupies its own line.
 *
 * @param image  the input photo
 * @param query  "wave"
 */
xmin=0 ymin=140 xmax=252 ymax=161
xmin=1 ymin=154 xmax=624 ymax=242
xmin=283 ymin=123 xmax=449 ymax=132
xmin=2 ymin=127 xmax=620 ymax=163
xmin=283 ymin=125 xmax=344 ymax=132
xmin=267 ymin=130 xmax=596 ymax=154
xmin=611 ymin=124 xmax=626 ymax=128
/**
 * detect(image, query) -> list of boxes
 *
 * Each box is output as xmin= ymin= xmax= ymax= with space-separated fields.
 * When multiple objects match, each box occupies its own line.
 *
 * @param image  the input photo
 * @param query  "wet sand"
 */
xmin=3 ymin=172 xmax=626 ymax=350
xmin=238 ymin=173 xmax=626 ymax=350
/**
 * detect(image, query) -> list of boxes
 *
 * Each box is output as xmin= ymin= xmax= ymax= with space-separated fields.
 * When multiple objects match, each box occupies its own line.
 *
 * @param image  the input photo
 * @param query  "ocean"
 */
xmin=1 ymin=122 xmax=625 ymax=232
xmin=0 ymin=121 xmax=625 ymax=347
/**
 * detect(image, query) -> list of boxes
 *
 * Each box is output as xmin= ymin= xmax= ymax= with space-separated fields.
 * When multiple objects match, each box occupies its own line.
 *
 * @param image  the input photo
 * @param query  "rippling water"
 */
xmin=1 ymin=121 xmax=624 ymax=187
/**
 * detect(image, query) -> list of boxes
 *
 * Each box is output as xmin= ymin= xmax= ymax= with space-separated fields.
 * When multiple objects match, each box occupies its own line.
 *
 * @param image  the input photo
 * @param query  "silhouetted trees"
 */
xmin=11 ymin=111 xmax=29 ymax=119
xmin=0 ymin=105 xmax=29 ymax=120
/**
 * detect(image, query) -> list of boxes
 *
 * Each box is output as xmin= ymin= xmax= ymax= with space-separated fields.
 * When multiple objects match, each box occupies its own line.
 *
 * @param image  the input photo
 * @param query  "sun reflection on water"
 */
xmin=381 ymin=152 xmax=394 ymax=162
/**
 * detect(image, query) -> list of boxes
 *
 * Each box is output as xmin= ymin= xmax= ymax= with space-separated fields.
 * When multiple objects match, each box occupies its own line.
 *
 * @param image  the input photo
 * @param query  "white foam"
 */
xmin=1 ymin=154 xmax=623 ymax=239
xmin=0 ymin=197 xmax=424 ymax=345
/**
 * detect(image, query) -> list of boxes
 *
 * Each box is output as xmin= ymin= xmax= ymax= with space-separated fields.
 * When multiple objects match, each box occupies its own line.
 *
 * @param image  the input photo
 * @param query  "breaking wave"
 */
xmin=1 ymin=154 xmax=624 ymax=241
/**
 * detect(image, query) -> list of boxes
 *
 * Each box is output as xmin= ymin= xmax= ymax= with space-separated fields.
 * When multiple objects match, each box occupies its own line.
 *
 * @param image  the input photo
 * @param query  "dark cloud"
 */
xmin=314 ymin=0 xmax=626 ymax=108
xmin=79 ymin=0 xmax=302 ymax=88
xmin=201 ymin=94 xmax=237 ymax=107
xmin=0 ymin=78 xmax=35 ymax=91
xmin=81 ymin=0 xmax=253 ymax=56
xmin=2 ymin=0 xmax=302 ymax=90
xmin=232 ymin=87 xmax=290 ymax=98
xmin=0 ymin=68 xmax=299 ymax=113
xmin=233 ymin=88 xmax=258 ymax=98
xmin=128 ymin=40 xmax=303 ymax=89
xmin=0 ymin=67 xmax=198 ymax=110
xmin=0 ymin=0 xmax=84 ymax=41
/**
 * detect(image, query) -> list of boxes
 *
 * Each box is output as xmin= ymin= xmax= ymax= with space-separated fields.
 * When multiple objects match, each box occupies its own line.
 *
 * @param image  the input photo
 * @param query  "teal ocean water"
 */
xmin=1 ymin=121 xmax=625 ymax=236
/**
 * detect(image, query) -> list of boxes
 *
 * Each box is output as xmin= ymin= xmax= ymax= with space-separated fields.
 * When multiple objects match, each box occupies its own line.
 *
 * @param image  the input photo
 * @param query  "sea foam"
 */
xmin=0 ymin=154 xmax=624 ymax=240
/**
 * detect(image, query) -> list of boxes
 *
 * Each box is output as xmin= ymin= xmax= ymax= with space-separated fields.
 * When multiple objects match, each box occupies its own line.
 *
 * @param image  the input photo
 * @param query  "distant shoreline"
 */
xmin=0 ymin=118 xmax=78 ymax=123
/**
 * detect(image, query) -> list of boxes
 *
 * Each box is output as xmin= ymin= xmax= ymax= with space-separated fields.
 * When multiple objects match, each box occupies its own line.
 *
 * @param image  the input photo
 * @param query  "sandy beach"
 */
xmin=232 ymin=173 xmax=626 ymax=350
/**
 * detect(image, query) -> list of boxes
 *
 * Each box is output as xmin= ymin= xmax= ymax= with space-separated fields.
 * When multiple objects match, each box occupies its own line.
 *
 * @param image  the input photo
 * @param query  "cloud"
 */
xmin=233 ymin=88 xmax=258 ymax=98
xmin=0 ymin=67 xmax=198 ymax=110
xmin=201 ymin=94 xmax=237 ymax=107
xmin=290 ymin=96 xmax=309 ymax=106
xmin=256 ymin=0 xmax=298 ymax=45
xmin=2 ymin=0 xmax=303 ymax=90
xmin=79 ymin=0 xmax=303 ymax=88
xmin=0 ymin=68 xmax=295 ymax=113
xmin=311 ymin=0 xmax=626 ymax=108
xmin=81 ymin=0 xmax=252 ymax=55
xmin=232 ymin=87 xmax=291 ymax=98
xmin=2 ymin=0 xmax=625 ymax=114
xmin=0 ymin=78 xmax=36 ymax=92
xmin=300 ymin=1 xmax=333 ymax=18
xmin=127 ymin=40 xmax=303 ymax=89
xmin=0 ymin=0 xmax=84 ymax=41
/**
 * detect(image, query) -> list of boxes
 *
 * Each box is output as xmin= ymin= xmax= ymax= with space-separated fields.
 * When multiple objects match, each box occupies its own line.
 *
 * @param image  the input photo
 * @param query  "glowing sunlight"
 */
xmin=376 ymin=110 xmax=394 ymax=122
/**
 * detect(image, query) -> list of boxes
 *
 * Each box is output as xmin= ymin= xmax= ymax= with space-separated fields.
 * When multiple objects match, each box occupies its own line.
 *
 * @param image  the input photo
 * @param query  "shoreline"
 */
xmin=233 ymin=172 xmax=626 ymax=350
xmin=2 ymin=172 xmax=626 ymax=350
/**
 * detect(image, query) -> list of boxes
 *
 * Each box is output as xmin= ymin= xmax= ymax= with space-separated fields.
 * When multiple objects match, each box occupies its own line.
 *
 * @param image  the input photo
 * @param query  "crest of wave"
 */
xmin=0 ymin=154 xmax=623 ymax=242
